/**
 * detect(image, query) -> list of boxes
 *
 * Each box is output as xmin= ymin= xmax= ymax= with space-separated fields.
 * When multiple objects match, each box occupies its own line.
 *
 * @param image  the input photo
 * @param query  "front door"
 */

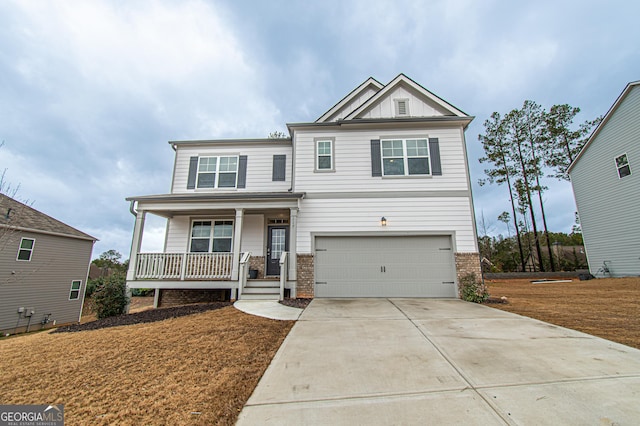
xmin=266 ymin=226 xmax=289 ymax=276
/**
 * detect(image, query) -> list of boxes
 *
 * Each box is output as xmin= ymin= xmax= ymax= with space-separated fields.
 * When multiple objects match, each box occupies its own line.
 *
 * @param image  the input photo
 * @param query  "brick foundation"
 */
xmin=249 ymin=256 xmax=265 ymax=279
xmin=296 ymin=254 xmax=314 ymax=298
xmin=158 ymin=289 xmax=229 ymax=307
xmin=454 ymin=252 xmax=485 ymax=296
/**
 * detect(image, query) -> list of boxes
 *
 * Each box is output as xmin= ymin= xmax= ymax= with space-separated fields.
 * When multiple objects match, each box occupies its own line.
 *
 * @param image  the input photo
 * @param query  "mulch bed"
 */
xmin=279 ymin=298 xmax=312 ymax=309
xmin=54 ymin=302 xmax=232 ymax=333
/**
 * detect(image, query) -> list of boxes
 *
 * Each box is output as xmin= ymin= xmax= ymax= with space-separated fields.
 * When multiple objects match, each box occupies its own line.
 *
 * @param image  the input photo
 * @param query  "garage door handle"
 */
xmin=381 ymin=266 xmax=386 ymax=273
xmin=316 ymin=281 xmax=327 ymax=285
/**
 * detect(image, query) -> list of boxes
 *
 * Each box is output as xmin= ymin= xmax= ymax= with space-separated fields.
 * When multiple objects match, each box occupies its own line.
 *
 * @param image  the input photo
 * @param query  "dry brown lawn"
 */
xmin=0 ymin=306 xmax=293 ymax=425
xmin=485 ymin=276 xmax=640 ymax=349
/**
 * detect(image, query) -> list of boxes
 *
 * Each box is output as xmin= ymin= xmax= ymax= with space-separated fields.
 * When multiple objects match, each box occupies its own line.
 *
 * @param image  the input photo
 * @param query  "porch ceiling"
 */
xmin=127 ymin=192 xmax=304 ymax=218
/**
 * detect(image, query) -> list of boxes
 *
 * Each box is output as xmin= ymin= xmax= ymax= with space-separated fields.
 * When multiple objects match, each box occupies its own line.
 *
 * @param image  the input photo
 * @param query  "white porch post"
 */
xmin=126 ymin=209 xmax=146 ymax=281
xmin=289 ymin=207 xmax=298 ymax=280
xmin=126 ymin=209 xmax=146 ymax=313
xmin=231 ymin=208 xmax=244 ymax=281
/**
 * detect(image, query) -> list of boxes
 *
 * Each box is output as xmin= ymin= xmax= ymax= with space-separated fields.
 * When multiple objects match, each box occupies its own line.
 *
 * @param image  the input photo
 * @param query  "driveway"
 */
xmin=237 ymin=299 xmax=640 ymax=425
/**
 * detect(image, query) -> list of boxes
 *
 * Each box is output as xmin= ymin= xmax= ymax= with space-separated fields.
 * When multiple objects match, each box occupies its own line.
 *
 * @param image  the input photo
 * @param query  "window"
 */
xmin=381 ymin=139 xmax=430 ymax=176
xmin=315 ymin=139 xmax=333 ymax=171
xmin=17 ymin=238 xmax=35 ymax=261
xmin=190 ymin=220 xmax=234 ymax=253
xmin=69 ymin=280 xmax=82 ymax=300
xmin=615 ymin=153 xmax=631 ymax=178
xmin=394 ymin=98 xmax=409 ymax=117
xmin=196 ymin=156 xmax=238 ymax=188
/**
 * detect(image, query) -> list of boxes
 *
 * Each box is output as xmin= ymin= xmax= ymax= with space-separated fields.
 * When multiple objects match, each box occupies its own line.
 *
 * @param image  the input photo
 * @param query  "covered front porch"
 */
xmin=125 ymin=192 xmax=304 ymax=305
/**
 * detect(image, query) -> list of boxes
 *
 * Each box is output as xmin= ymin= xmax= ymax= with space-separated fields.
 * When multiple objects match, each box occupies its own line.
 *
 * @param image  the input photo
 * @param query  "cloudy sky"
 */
xmin=1 ymin=0 xmax=638 ymax=259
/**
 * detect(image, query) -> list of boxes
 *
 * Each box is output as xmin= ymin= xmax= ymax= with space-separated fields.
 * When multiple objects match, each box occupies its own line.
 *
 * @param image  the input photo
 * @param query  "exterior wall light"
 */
xmin=380 ymin=217 xmax=387 ymax=226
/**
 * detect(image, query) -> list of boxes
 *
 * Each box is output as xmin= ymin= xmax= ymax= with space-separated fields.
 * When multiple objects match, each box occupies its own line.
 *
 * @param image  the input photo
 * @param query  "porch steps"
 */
xmin=240 ymin=280 xmax=280 ymax=301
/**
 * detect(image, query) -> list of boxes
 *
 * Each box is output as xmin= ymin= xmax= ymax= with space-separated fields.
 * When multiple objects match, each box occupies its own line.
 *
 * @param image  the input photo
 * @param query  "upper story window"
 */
xmin=615 ymin=153 xmax=631 ymax=178
xmin=315 ymin=139 xmax=334 ymax=172
xmin=197 ymin=156 xmax=238 ymax=188
xmin=17 ymin=237 xmax=35 ymax=261
xmin=394 ymin=98 xmax=410 ymax=117
xmin=381 ymin=139 xmax=430 ymax=176
xmin=190 ymin=220 xmax=234 ymax=253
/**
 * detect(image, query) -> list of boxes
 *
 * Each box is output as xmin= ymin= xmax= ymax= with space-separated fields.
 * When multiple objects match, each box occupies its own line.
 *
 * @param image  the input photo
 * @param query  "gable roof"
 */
xmin=568 ymin=80 xmax=640 ymax=174
xmin=316 ymin=77 xmax=384 ymax=123
xmin=343 ymin=73 xmax=469 ymax=120
xmin=0 ymin=195 xmax=96 ymax=241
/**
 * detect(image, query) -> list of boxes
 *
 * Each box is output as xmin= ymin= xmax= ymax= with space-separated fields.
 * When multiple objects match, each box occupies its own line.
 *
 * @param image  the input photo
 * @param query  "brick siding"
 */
xmin=249 ymin=256 xmax=265 ymax=279
xmin=454 ymin=252 xmax=485 ymax=296
xmin=158 ymin=289 xmax=229 ymax=307
xmin=296 ymin=254 xmax=314 ymax=298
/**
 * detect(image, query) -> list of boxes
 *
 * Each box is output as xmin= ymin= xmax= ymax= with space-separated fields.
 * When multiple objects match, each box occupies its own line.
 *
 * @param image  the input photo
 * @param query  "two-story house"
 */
xmin=126 ymin=74 xmax=481 ymax=306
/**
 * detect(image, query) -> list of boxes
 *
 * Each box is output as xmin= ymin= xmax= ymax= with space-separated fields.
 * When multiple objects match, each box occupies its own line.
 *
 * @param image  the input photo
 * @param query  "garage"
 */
xmin=314 ymin=235 xmax=457 ymax=298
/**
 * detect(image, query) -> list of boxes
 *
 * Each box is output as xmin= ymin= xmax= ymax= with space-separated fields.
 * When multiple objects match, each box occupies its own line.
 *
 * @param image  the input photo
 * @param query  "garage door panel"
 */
xmin=315 ymin=236 xmax=456 ymax=298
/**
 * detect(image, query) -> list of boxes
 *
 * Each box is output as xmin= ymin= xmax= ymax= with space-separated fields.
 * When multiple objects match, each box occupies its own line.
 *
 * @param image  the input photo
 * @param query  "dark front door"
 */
xmin=266 ymin=226 xmax=289 ymax=276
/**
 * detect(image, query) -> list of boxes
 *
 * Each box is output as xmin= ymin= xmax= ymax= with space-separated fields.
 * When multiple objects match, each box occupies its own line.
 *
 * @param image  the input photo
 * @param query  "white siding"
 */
xmin=165 ymin=216 xmax=189 ymax=253
xmin=327 ymin=87 xmax=379 ymax=122
xmin=294 ymin=127 xmax=469 ymax=193
xmin=164 ymin=214 xmax=265 ymax=255
xmin=296 ymin=197 xmax=477 ymax=253
xmin=570 ymin=85 xmax=640 ymax=276
xmin=241 ymin=214 xmax=264 ymax=255
xmin=358 ymin=86 xmax=450 ymax=119
xmin=172 ymin=144 xmax=292 ymax=194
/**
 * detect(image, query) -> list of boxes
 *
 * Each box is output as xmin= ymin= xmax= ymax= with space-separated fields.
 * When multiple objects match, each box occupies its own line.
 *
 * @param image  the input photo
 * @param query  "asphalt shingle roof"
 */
xmin=0 ymin=195 xmax=96 ymax=241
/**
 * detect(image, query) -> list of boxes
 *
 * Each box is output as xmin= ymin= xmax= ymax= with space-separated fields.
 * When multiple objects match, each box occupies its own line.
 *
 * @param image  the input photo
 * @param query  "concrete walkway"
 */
xmin=237 ymin=298 xmax=640 ymax=425
xmin=234 ymin=300 xmax=303 ymax=320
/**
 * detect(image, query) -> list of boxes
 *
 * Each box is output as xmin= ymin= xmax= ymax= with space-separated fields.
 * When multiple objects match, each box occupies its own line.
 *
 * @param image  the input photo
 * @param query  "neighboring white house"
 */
xmin=126 ymin=74 xmax=481 ymax=306
xmin=568 ymin=81 xmax=640 ymax=277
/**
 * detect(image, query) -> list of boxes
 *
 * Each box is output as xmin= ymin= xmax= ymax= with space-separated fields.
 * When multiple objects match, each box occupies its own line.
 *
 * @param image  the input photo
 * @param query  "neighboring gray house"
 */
xmin=568 ymin=81 xmax=640 ymax=277
xmin=126 ymin=74 xmax=481 ymax=305
xmin=0 ymin=196 xmax=96 ymax=334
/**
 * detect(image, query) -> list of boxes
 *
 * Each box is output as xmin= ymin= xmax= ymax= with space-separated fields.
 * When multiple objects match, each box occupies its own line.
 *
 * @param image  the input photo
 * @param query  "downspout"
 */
xmin=129 ymin=200 xmax=138 ymax=216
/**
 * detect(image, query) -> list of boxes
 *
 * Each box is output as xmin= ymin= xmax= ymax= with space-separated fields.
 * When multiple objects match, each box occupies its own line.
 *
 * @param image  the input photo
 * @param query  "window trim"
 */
xmin=196 ymin=155 xmax=239 ymax=189
xmin=394 ymin=98 xmax=410 ymax=117
xmin=17 ymin=237 xmax=35 ymax=261
xmin=615 ymin=153 xmax=632 ymax=179
xmin=380 ymin=138 xmax=432 ymax=177
xmin=314 ymin=138 xmax=335 ymax=172
xmin=69 ymin=280 xmax=82 ymax=300
xmin=189 ymin=219 xmax=235 ymax=253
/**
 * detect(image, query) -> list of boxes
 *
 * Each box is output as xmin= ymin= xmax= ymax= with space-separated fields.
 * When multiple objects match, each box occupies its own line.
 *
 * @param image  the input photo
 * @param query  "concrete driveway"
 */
xmin=237 ymin=299 xmax=640 ymax=425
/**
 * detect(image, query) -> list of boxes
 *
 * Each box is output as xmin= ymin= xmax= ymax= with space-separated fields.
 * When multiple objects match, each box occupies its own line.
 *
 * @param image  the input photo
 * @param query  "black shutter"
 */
xmin=429 ymin=138 xmax=442 ymax=176
xmin=370 ymin=139 xmax=382 ymax=177
xmin=187 ymin=156 xmax=198 ymax=189
xmin=272 ymin=155 xmax=286 ymax=181
xmin=237 ymin=155 xmax=248 ymax=188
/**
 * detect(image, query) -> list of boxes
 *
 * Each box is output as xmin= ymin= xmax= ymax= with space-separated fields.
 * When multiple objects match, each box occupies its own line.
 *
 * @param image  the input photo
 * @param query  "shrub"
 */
xmin=460 ymin=273 xmax=489 ymax=303
xmin=131 ymin=288 xmax=154 ymax=297
xmin=85 ymin=277 xmax=103 ymax=298
xmin=91 ymin=274 xmax=129 ymax=319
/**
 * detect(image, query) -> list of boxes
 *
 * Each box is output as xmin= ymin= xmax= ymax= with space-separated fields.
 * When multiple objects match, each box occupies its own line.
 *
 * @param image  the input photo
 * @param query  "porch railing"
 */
xmin=135 ymin=253 xmax=235 ymax=280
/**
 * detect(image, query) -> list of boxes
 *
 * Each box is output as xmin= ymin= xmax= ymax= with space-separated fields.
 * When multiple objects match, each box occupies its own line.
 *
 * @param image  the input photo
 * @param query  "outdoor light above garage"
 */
xmin=380 ymin=217 xmax=387 ymax=226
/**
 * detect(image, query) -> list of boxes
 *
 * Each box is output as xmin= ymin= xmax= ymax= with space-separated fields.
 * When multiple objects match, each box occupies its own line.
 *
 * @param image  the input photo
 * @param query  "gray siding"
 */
xmin=570 ymin=85 xmax=640 ymax=276
xmin=0 ymin=231 xmax=93 ymax=333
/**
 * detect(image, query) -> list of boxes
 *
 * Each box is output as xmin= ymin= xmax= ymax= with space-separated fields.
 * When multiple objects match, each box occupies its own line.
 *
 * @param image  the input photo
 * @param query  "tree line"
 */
xmin=478 ymin=101 xmax=601 ymax=272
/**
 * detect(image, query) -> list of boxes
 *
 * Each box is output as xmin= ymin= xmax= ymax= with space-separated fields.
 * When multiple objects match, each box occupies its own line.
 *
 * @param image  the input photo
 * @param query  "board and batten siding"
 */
xmin=0 ymin=231 xmax=93 ymax=333
xmin=570 ymin=85 xmax=640 ymax=276
xmin=164 ymin=214 xmax=265 ymax=256
xmin=172 ymin=144 xmax=292 ymax=194
xmin=324 ymin=87 xmax=380 ymax=122
xmin=357 ymin=86 xmax=450 ymax=119
xmin=296 ymin=197 xmax=477 ymax=254
xmin=293 ymin=127 xmax=470 ymax=193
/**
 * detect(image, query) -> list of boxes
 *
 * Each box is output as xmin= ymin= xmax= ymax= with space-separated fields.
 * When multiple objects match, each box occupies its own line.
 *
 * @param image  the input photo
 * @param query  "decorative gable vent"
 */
xmin=394 ymin=99 xmax=409 ymax=117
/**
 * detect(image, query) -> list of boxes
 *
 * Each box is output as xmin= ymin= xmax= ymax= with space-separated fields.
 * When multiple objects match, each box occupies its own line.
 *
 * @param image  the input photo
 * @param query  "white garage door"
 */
xmin=314 ymin=236 xmax=457 ymax=298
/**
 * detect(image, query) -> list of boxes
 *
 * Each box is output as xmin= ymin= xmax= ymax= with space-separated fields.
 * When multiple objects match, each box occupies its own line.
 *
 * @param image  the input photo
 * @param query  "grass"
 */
xmin=0 ymin=306 xmax=293 ymax=425
xmin=485 ymin=276 xmax=640 ymax=349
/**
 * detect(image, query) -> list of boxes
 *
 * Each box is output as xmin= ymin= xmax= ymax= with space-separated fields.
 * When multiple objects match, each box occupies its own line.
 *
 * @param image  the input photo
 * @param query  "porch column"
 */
xmin=126 ymin=209 xmax=146 ymax=282
xmin=289 ymin=207 xmax=298 ymax=280
xmin=231 ymin=208 xmax=244 ymax=281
